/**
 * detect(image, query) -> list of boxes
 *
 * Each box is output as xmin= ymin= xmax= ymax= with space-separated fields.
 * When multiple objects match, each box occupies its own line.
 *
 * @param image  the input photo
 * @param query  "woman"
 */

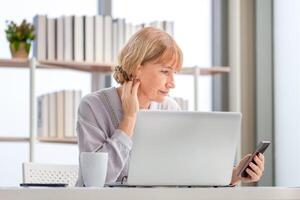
xmin=76 ymin=27 xmax=264 ymax=186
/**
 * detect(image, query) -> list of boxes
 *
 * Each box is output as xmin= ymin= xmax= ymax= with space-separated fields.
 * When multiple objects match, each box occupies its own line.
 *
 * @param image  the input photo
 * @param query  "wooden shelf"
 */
xmin=0 ymin=136 xmax=30 ymax=142
xmin=37 ymin=60 xmax=113 ymax=73
xmin=38 ymin=137 xmax=77 ymax=144
xmin=0 ymin=136 xmax=77 ymax=144
xmin=179 ymin=66 xmax=230 ymax=75
xmin=0 ymin=58 xmax=30 ymax=68
xmin=0 ymin=58 xmax=230 ymax=76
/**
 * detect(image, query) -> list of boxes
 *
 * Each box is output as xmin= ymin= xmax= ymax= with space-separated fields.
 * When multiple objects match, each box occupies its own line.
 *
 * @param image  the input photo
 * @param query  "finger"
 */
xmin=254 ymin=155 xmax=264 ymax=172
xmin=243 ymin=154 xmax=252 ymax=161
xmin=259 ymin=153 xmax=265 ymax=163
xmin=132 ymin=79 xmax=140 ymax=96
xmin=246 ymin=168 xmax=259 ymax=181
xmin=249 ymin=162 xmax=262 ymax=177
xmin=240 ymin=154 xmax=252 ymax=165
xmin=124 ymin=81 xmax=133 ymax=95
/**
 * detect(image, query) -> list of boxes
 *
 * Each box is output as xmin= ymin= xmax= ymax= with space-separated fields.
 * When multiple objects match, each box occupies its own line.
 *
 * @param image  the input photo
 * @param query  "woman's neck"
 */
xmin=138 ymin=93 xmax=151 ymax=109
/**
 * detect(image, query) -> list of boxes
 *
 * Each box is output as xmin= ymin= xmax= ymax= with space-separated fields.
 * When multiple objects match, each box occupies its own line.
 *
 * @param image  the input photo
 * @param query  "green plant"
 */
xmin=5 ymin=19 xmax=36 ymax=53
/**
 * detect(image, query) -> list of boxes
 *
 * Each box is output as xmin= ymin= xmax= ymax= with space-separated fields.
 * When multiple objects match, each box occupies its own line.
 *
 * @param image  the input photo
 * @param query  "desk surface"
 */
xmin=1 ymin=187 xmax=300 ymax=200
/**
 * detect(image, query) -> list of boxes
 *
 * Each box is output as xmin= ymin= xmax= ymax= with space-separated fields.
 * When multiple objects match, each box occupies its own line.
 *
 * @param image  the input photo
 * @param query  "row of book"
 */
xmin=173 ymin=97 xmax=189 ymax=111
xmin=37 ymin=90 xmax=82 ymax=138
xmin=33 ymin=15 xmax=174 ymax=64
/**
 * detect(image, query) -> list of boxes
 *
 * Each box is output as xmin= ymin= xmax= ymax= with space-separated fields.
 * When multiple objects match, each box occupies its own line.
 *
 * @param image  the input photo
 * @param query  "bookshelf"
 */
xmin=0 ymin=58 xmax=230 ymax=162
xmin=38 ymin=137 xmax=77 ymax=144
xmin=0 ymin=136 xmax=30 ymax=142
xmin=37 ymin=60 xmax=113 ymax=73
xmin=0 ymin=58 xmax=36 ymax=162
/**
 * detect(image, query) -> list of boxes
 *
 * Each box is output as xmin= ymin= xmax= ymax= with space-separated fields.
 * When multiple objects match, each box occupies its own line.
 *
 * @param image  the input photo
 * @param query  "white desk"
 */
xmin=1 ymin=187 xmax=300 ymax=200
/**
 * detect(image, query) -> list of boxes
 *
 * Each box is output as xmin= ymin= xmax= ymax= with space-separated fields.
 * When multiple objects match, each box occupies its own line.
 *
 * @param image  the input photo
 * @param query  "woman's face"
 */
xmin=136 ymin=61 xmax=177 ymax=103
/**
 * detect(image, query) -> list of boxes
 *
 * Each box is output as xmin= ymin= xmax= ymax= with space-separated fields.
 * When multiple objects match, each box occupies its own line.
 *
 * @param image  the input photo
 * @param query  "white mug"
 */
xmin=80 ymin=152 xmax=108 ymax=187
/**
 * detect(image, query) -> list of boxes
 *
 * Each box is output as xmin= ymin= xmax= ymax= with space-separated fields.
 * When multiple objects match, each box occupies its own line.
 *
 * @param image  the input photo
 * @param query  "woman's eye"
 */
xmin=161 ymin=70 xmax=169 ymax=75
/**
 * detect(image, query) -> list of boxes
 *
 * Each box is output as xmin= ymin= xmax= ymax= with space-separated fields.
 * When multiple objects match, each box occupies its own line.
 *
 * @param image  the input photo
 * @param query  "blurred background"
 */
xmin=0 ymin=0 xmax=299 ymax=187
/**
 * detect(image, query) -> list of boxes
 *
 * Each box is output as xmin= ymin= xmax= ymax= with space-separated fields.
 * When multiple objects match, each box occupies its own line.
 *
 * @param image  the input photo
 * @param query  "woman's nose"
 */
xmin=166 ymin=74 xmax=175 ymax=89
xmin=167 ymin=81 xmax=175 ymax=89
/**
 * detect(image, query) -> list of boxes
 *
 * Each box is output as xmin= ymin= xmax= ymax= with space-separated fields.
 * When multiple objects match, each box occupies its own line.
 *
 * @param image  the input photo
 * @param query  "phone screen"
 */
xmin=237 ymin=141 xmax=270 ymax=177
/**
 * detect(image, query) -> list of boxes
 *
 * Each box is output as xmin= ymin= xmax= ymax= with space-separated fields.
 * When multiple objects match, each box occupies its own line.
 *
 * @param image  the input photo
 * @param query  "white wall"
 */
xmin=274 ymin=0 xmax=300 ymax=186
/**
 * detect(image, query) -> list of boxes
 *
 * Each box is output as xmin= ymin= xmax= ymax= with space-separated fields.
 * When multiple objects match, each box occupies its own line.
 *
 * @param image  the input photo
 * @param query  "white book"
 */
xmin=84 ymin=16 xmax=95 ymax=62
xmin=74 ymin=16 xmax=84 ymax=62
xmin=33 ymin=15 xmax=47 ymax=60
xmin=56 ymin=91 xmax=64 ymax=138
xmin=64 ymin=90 xmax=74 ymax=137
xmin=112 ymin=20 xmax=118 ymax=64
xmin=134 ymin=24 xmax=143 ymax=33
xmin=37 ymin=96 xmax=43 ymax=137
xmin=94 ymin=15 xmax=104 ymax=62
xmin=104 ymin=15 xmax=112 ymax=63
xmin=47 ymin=18 xmax=56 ymax=60
xmin=183 ymin=99 xmax=189 ymax=111
xmin=73 ymin=90 xmax=82 ymax=137
xmin=42 ymin=94 xmax=49 ymax=137
xmin=56 ymin=16 xmax=64 ymax=61
xmin=125 ymin=22 xmax=133 ymax=43
xmin=37 ymin=94 xmax=49 ymax=138
xmin=150 ymin=21 xmax=163 ymax=30
xmin=64 ymin=16 xmax=74 ymax=61
xmin=117 ymin=18 xmax=126 ymax=58
xmin=48 ymin=92 xmax=57 ymax=137
xmin=163 ymin=21 xmax=174 ymax=37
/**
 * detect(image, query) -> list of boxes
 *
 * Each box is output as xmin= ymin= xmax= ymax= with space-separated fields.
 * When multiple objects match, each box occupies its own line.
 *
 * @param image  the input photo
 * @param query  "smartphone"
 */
xmin=237 ymin=141 xmax=271 ymax=177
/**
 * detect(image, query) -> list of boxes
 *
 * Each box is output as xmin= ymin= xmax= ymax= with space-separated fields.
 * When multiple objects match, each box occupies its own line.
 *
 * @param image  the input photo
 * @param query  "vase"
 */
xmin=10 ymin=42 xmax=30 ymax=59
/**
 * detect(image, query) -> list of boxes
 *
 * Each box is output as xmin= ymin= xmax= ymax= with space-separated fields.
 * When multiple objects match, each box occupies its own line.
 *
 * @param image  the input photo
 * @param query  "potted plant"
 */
xmin=5 ymin=19 xmax=35 ymax=59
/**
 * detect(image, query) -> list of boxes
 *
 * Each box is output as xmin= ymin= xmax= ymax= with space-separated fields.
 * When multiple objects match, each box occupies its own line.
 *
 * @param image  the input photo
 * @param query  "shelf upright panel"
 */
xmin=29 ymin=58 xmax=36 ymax=162
xmin=193 ymin=66 xmax=200 ymax=111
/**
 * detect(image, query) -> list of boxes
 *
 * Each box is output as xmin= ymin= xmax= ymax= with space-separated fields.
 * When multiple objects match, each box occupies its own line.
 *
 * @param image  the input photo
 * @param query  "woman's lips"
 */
xmin=159 ymin=90 xmax=169 ymax=95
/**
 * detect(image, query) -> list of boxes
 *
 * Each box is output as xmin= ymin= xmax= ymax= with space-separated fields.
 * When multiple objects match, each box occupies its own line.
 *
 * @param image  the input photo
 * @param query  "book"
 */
xmin=150 ymin=21 xmax=164 ymax=30
xmin=42 ymin=94 xmax=49 ymax=137
xmin=163 ymin=21 xmax=174 ymax=37
xmin=173 ymin=97 xmax=189 ymax=111
xmin=48 ymin=93 xmax=57 ymax=137
xmin=94 ymin=15 xmax=104 ymax=62
xmin=104 ymin=15 xmax=112 ymax=63
xmin=56 ymin=91 xmax=64 ymax=138
xmin=33 ymin=15 xmax=47 ymax=60
xmin=64 ymin=16 xmax=74 ymax=61
xmin=116 ymin=18 xmax=126 ymax=61
xmin=84 ymin=16 xmax=95 ymax=62
xmin=64 ymin=90 xmax=74 ymax=137
xmin=47 ymin=18 xmax=56 ymax=60
xmin=125 ymin=22 xmax=133 ymax=43
xmin=56 ymin=16 xmax=64 ymax=61
xmin=112 ymin=19 xmax=118 ymax=64
xmin=74 ymin=16 xmax=84 ymax=62
xmin=73 ymin=90 xmax=82 ymax=137
xmin=37 ymin=96 xmax=43 ymax=137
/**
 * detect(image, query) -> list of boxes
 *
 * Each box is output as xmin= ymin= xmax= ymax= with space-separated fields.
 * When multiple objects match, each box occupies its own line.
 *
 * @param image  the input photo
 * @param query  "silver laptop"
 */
xmin=120 ymin=111 xmax=241 ymax=187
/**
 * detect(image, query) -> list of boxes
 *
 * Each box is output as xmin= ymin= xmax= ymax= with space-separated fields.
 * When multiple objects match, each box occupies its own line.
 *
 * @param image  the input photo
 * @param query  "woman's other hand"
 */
xmin=230 ymin=153 xmax=265 ymax=185
xmin=118 ymin=80 xmax=140 ymax=137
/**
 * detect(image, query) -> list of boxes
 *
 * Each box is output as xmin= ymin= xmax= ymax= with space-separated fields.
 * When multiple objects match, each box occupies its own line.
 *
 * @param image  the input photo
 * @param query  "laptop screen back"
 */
xmin=127 ymin=111 xmax=241 ymax=186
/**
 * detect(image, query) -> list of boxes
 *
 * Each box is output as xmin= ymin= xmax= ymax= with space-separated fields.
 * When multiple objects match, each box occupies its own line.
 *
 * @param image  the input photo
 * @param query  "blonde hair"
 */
xmin=113 ymin=27 xmax=183 ymax=84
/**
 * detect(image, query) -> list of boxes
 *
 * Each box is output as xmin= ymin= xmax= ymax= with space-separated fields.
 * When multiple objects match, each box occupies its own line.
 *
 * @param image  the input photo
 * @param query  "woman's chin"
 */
xmin=152 ymin=96 xmax=166 ymax=103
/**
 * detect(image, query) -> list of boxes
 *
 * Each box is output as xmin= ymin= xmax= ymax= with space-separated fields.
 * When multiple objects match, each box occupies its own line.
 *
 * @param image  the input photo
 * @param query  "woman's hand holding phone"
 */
xmin=230 ymin=141 xmax=269 ymax=185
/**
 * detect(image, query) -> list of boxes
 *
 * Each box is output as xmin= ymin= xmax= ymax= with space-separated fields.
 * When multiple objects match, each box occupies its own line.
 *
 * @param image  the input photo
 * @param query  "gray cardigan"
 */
xmin=76 ymin=87 xmax=180 ymax=186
